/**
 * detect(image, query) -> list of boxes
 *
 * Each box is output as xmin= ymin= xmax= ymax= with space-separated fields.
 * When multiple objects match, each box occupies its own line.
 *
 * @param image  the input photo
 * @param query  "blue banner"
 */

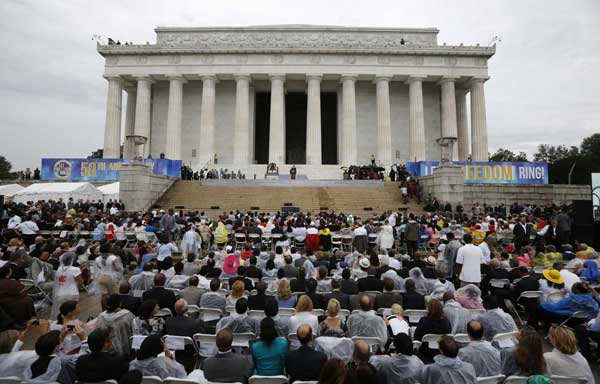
xmin=406 ymin=161 xmax=549 ymax=184
xmin=41 ymin=158 xmax=182 ymax=181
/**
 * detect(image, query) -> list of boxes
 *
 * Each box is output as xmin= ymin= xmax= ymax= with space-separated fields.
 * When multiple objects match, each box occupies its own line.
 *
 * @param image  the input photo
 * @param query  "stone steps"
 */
xmin=153 ymin=180 xmax=422 ymax=215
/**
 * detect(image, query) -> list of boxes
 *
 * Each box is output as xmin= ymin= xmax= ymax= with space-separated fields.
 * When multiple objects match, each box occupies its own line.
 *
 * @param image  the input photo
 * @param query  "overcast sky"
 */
xmin=1 ymin=0 xmax=599 ymax=170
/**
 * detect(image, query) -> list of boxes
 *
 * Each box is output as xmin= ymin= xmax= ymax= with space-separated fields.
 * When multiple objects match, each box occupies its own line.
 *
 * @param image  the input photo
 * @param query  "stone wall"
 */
xmin=119 ymin=163 xmax=177 ymax=212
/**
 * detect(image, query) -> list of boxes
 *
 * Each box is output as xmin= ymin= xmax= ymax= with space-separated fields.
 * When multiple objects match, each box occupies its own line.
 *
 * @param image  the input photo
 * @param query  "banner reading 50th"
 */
xmin=406 ymin=161 xmax=549 ymax=184
xmin=41 ymin=158 xmax=182 ymax=181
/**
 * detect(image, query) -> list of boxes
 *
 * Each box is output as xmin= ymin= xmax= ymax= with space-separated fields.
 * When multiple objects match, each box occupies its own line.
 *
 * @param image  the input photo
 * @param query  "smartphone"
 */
xmin=66 ymin=324 xmax=75 ymax=330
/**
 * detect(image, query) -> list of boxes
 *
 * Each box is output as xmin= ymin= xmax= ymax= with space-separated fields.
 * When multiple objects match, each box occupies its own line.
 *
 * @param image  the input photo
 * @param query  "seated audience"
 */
xmin=370 ymin=333 xmax=423 ymax=384
xmin=276 ymin=278 xmax=297 ymax=308
xmin=248 ymin=281 xmax=269 ymax=310
xmin=95 ymin=294 xmax=136 ymax=358
xmin=341 ymin=268 xmax=359 ymax=295
xmin=250 ymin=317 xmax=288 ymax=376
xmin=202 ymin=329 xmax=254 ymax=383
xmin=534 ymin=282 xmax=598 ymax=329
xmin=129 ymin=334 xmax=187 ymax=379
xmin=118 ymin=282 xmax=142 ymax=316
xmin=501 ymin=326 xmax=549 ymax=376
xmin=328 ymin=278 xmax=350 ymax=309
xmin=345 ymin=340 xmax=386 ymax=384
xmin=0 ymin=265 xmax=35 ymax=326
xmin=76 ymin=328 xmax=129 ymax=383
xmin=289 ymin=295 xmax=319 ymax=335
xmin=442 ymin=292 xmax=470 ymax=334
xmin=401 ymin=279 xmax=426 ymax=310
xmin=347 ymin=295 xmax=388 ymax=343
xmin=416 ymin=335 xmax=477 ymax=384
xmin=132 ymin=299 xmax=165 ymax=336
xmin=264 ymin=297 xmax=289 ymax=337
xmin=319 ymin=358 xmax=347 ymax=384
xmin=179 ymin=275 xmax=203 ymax=306
xmin=384 ymin=304 xmax=409 ymax=338
xmin=455 ymin=284 xmax=484 ymax=310
xmin=142 ymin=273 xmax=176 ymax=312
xmin=303 ymin=278 xmax=325 ymax=310
xmin=285 ymin=324 xmax=327 ymax=383
xmin=476 ymin=296 xmax=518 ymax=341
xmin=164 ymin=299 xmax=205 ymax=371
xmin=414 ymin=299 xmax=451 ymax=362
xmin=458 ymin=320 xmax=501 ymax=377
xmin=316 ymin=265 xmax=333 ymax=292
xmin=216 ymin=298 xmax=260 ymax=334
xmin=374 ymin=278 xmax=403 ymax=310
xmin=544 ymin=325 xmax=594 ymax=384
xmin=226 ymin=280 xmax=246 ymax=307
xmin=319 ymin=298 xmax=348 ymax=337
xmin=24 ymin=330 xmax=62 ymax=383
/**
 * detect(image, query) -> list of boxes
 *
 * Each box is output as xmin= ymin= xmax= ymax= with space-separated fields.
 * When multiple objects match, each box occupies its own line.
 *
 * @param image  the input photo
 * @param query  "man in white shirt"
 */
xmin=478 ymin=234 xmax=495 ymax=264
xmin=17 ymin=216 xmax=39 ymax=246
xmin=456 ymin=233 xmax=484 ymax=286
xmin=7 ymin=213 xmax=22 ymax=229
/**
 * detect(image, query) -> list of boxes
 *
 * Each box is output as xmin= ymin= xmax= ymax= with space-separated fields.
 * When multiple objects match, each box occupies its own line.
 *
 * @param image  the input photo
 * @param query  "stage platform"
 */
xmin=200 ymin=179 xmax=384 ymax=188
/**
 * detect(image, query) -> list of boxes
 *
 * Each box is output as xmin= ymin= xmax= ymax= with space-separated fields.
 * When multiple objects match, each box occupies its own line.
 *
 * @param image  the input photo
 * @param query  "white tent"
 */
xmin=12 ymin=182 xmax=103 ymax=204
xmin=0 ymin=184 xmax=25 ymax=200
xmin=98 ymin=182 xmax=119 ymax=203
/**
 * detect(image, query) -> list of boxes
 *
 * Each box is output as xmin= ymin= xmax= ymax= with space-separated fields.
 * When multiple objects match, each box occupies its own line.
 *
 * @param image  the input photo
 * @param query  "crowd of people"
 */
xmin=0 ymin=196 xmax=598 ymax=383
xmin=181 ymin=166 xmax=248 ymax=181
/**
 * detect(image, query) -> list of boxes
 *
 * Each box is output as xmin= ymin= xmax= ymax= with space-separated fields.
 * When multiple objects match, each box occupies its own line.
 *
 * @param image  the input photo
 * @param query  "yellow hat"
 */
xmin=543 ymin=269 xmax=564 ymax=285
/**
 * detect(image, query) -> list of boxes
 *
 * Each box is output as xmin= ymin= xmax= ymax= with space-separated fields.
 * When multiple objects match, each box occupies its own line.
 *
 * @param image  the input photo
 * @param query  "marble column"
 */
xmin=407 ymin=76 xmax=426 ymax=161
xmin=439 ymin=77 xmax=459 ymax=160
xmin=375 ymin=76 xmax=392 ymax=165
xmin=133 ymin=75 xmax=153 ymax=157
xmin=306 ymin=74 xmax=322 ymax=165
xmin=341 ymin=75 xmax=357 ymax=165
xmin=122 ymin=85 xmax=137 ymax=159
xmin=102 ymin=75 xmax=123 ymax=158
xmin=233 ymin=74 xmax=251 ymax=164
xmin=470 ymin=78 xmax=489 ymax=161
xmin=268 ymin=74 xmax=286 ymax=164
xmin=455 ymin=88 xmax=469 ymax=161
xmin=249 ymin=85 xmax=256 ymax=163
xmin=165 ymin=75 xmax=186 ymax=160
xmin=199 ymin=75 xmax=217 ymax=164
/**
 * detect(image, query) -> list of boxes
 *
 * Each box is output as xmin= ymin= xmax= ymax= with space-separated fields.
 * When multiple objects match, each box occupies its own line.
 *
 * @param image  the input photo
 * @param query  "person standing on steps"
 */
xmin=290 ymin=165 xmax=297 ymax=180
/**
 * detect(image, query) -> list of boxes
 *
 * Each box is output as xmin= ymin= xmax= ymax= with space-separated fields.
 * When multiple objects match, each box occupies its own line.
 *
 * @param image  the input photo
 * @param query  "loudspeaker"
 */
xmin=572 ymin=200 xmax=593 ymax=226
xmin=572 ymin=224 xmax=594 ymax=245
xmin=0 ymin=195 xmax=3 ymax=217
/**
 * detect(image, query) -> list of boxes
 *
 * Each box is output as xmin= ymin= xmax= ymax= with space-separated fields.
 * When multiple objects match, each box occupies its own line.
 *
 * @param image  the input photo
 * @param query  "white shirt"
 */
xmin=354 ymin=226 xmax=367 ymax=236
xmin=18 ymin=221 xmax=39 ymax=235
xmin=456 ymin=243 xmax=483 ymax=283
xmin=8 ymin=215 xmax=21 ymax=229
xmin=55 ymin=266 xmax=82 ymax=296
xmin=156 ymin=243 xmax=178 ymax=261
xmin=109 ymin=206 xmax=119 ymax=215
xmin=478 ymin=242 xmax=491 ymax=264
xmin=560 ymin=269 xmax=581 ymax=292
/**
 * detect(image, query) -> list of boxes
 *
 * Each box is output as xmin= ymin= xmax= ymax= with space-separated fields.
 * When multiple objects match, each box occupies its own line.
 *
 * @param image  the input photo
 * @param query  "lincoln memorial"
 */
xmin=98 ymin=25 xmax=495 ymax=178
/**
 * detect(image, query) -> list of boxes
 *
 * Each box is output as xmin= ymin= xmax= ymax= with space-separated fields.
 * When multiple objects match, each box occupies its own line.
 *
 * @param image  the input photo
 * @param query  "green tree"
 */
xmin=0 ymin=156 xmax=14 ymax=179
xmin=533 ymin=144 xmax=579 ymax=163
xmin=580 ymin=133 xmax=600 ymax=158
xmin=489 ymin=148 xmax=528 ymax=162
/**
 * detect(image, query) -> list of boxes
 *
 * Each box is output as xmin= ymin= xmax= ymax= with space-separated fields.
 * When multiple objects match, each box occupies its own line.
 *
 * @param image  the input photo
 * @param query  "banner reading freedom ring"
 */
xmin=41 ymin=158 xmax=182 ymax=181
xmin=406 ymin=161 xmax=549 ymax=184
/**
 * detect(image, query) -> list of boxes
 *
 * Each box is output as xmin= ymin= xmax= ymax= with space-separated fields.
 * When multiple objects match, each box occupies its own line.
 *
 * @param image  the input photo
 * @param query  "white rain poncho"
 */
xmin=408 ymin=267 xmax=434 ymax=296
xmin=346 ymin=310 xmax=388 ymax=343
xmin=443 ymin=300 xmax=471 ymax=335
xmin=199 ymin=292 xmax=227 ymax=313
xmin=455 ymin=284 xmax=484 ymax=309
xmin=94 ymin=309 xmax=136 ymax=358
xmin=129 ymin=271 xmax=155 ymax=297
xmin=429 ymin=279 xmax=455 ymax=301
xmin=288 ymin=312 xmax=319 ymax=336
xmin=24 ymin=355 xmax=62 ymax=384
xmin=0 ymin=350 xmax=38 ymax=379
xmin=129 ymin=356 xmax=187 ymax=379
xmin=381 ymin=269 xmax=404 ymax=291
xmin=416 ymin=354 xmax=477 ymax=384
xmin=315 ymin=337 xmax=354 ymax=363
xmin=181 ymin=227 xmax=201 ymax=258
xmin=215 ymin=314 xmax=260 ymax=334
xmin=50 ymin=252 xmax=81 ymax=320
xmin=476 ymin=308 xmax=518 ymax=342
xmin=302 ymin=259 xmax=317 ymax=280
xmin=377 ymin=225 xmax=395 ymax=251
xmin=270 ymin=315 xmax=289 ymax=337
xmin=94 ymin=254 xmax=124 ymax=295
xmin=457 ymin=340 xmax=502 ymax=377
xmin=370 ymin=353 xmax=424 ymax=384
xmin=30 ymin=257 xmax=54 ymax=293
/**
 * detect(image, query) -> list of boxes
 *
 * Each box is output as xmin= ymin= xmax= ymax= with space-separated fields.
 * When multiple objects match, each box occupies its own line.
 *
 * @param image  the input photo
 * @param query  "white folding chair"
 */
xmin=312 ymin=309 xmax=325 ymax=317
xmin=187 ymin=305 xmax=200 ymax=315
xmin=248 ymin=375 xmax=288 ymax=384
xmin=156 ymin=308 xmax=173 ymax=318
xmin=492 ymin=331 xmax=518 ymax=349
xmin=193 ymin=333 xmax=217 ymax=357
xmin=0 ymin=377 xmax=26 ymax=384
xmin=412 ymin=340 xmax=421 ymax=352
xmin=130 ymin=335 xmax=147 ymax=350
xmin=248 ymin=310 xmax=266 ymax=320
xmin=549 ymin=376 xmax=587 ymax=384
xmin=164 ymin=335 xmax=198 ymax=355
xmin=404 ymin=309 xmax=428 ymax=325
xmin=477 ymin=375 xmax=506 ymax=384
xmin=279 ymin=307 xmax=296 ymax=316
xmin=351 ymin=336 xmax=383 ymax=353
xmin=338 ymin=309 xmax=351 ymax=319
xmin=287 ymin=333 xmax=300 ymax=350
xmin=217 ymin=288 xmax=229 ymax=297
xmin=421 ymin=334 xmax=449 ymax=350
xmin=489 ymin=279 xmax=510 ymax=289
xmin=533 ymin=266 xmax=546 ymax=274
xmin=226 ymin=305 xmax=236 ymax=315
xmin=197 ymin=307 xmax=223 ymax=322
xmin=559 ymin=310 xmax=594 ymax=327
xmin=293 ymin=381 xmax=318 ymax=384
xmin=164 ymin=379 xmax=200 ymax=384
xmin=453 ymin=333 xmax=471 ymax=343
xmin=468 ymin=308 xmax=486 ymax=319
xmin=232 ymin=332 xmax=256 ymax=348
xmin=503 ymin=377 xmax=528 ymax=384
xmin=376 ymin=308 xmax=392 ymax=317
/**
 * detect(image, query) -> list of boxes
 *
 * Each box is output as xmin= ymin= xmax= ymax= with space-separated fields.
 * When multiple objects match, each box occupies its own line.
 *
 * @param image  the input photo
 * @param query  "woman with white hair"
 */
xmin=50 ymin=252 xmax=82 ymax=320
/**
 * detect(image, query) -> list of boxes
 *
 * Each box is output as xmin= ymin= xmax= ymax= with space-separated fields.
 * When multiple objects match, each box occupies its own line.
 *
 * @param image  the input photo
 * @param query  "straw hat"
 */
xmin=359 ymin=258 xmax=370 ymax=269
xmin=543 ymin=269 xmax=564 ymax=285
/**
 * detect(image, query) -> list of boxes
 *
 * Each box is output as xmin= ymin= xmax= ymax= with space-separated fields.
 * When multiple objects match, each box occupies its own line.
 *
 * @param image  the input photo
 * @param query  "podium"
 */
xmin=265 ymin=163 xmax=279 ymax=180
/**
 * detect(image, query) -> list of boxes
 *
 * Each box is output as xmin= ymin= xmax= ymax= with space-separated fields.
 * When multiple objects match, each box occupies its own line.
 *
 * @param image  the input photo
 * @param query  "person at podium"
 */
xmin=290 ymin=165 xmax=297 ymax=180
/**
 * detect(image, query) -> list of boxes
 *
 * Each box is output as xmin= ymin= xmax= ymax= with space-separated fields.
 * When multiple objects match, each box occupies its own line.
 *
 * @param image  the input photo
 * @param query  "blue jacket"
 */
xmin=541 ymin=293 xmax=599 ymax=318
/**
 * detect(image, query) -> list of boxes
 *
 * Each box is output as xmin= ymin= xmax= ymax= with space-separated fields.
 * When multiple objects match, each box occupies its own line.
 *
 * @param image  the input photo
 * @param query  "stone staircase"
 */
xmin=153 ymin=180 xmax=422 ymax=215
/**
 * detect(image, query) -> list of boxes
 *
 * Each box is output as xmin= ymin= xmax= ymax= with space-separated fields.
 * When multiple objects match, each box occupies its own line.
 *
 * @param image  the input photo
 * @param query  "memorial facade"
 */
xmin=98 ymin=25 xmax=495 ymax=177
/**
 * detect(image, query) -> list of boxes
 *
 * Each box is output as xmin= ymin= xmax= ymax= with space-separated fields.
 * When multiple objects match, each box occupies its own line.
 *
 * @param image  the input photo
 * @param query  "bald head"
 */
xmin=353 ymin=340 xmax=370 ymax=363
xmin=174 ymin=299 xmax=188 ymax=315
xmin=297 ymin=324 xmax=313 ymax=345
xmin=467 ymin=320 xmax=483 ymax=341
xmin=359 ymin=295 xmax=372 ymax=311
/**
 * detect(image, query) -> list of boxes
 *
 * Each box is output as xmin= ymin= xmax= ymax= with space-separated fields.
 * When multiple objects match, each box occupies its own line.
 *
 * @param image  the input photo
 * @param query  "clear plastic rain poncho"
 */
xmin=416 ymin=355 xmax=477 ymax=384
xmin=370 ymin=353 xmax=424 ymax=384
xmin=377 ymin=225 xmax=395 ymax=251
xmin=129 ymin=356 xmax=187 ymax=379
xmin=93 ymin=253 xmax=124 ymax=295
xmin=303 ymin=259 xmax=317 ymax=280
xmin=181 ymin=226 xmax=201 ymax=259
xmin=129 ymin=271 xmax=155 ymax=298
xmin=94 ymin=310 xmax=136 ymax=358
xmin=408 ymin=267 xmax=434 ymax=296
xmin=315 ymin=337 xmax=354 ymax=363
xmin=0 ymin=350 xmax=38 ymax=380
xmin=199 ymin=292 xmax=227 ymax=313
xmin=381 ymin=269 xmax=404 ymax=291
xmin=50 ymin=252 xmax=81 ymax=320
xmin=477 ymin=309 xmax=518 ymax=342
xmin=270 ymin=315 xmax=289 ymax=337
xmin=215 ymin=314 xmax=260 ymax=334
xmin=24 ymin=355 xmax=62 ymax=383
xmin=429 ymin=279 xmax=455 ymax=301
xmin=455 ymin=284 xmax=484 ymax=309
xmin=346 ymin=311 xmax=388 ymax=343
xmin=457 ymin=340 xmax=502 ymax=377
xmin=443 ymin=300 xmax=471 ymax=334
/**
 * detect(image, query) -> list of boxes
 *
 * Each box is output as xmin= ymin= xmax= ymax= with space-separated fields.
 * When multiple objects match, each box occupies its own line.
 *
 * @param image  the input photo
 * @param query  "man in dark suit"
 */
xmin=340 ymin=268 xmax=359 ymax=295
xmin=358 ymin=262 xmax=384 ymax=292
xmin=142 ymin=273 xmax=176 ymax=312
xmin=163 ymin=298 xmax=205 ymax=371
xmin=76 ymin=328 xmax=129 ymax=383
xmin=247 ymin=281 xmax=268 ymax=310
xmin=290 ymin=267 xmax=308 ymax=293
xmin=202 ymin=329 xmax=254 ymax=383
xmin=374 ymin=277 xmax=402 ymax=310
xmin=245 ymin=256 xmax=263 ymax=279
xmin=303 ymin=278 xmax=325 ymax=310
xmin=118 ymin=281 xmax=141 ymax=316
xmin=544 ymin=218 xmax=561 ymax=248
xmin=512 ymin=214 xmax=532 ymax=250
xmin=285 ymin=324 xmax=327 ymax=383
xmin=327 ymin=279 xmax=350 ymax=309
